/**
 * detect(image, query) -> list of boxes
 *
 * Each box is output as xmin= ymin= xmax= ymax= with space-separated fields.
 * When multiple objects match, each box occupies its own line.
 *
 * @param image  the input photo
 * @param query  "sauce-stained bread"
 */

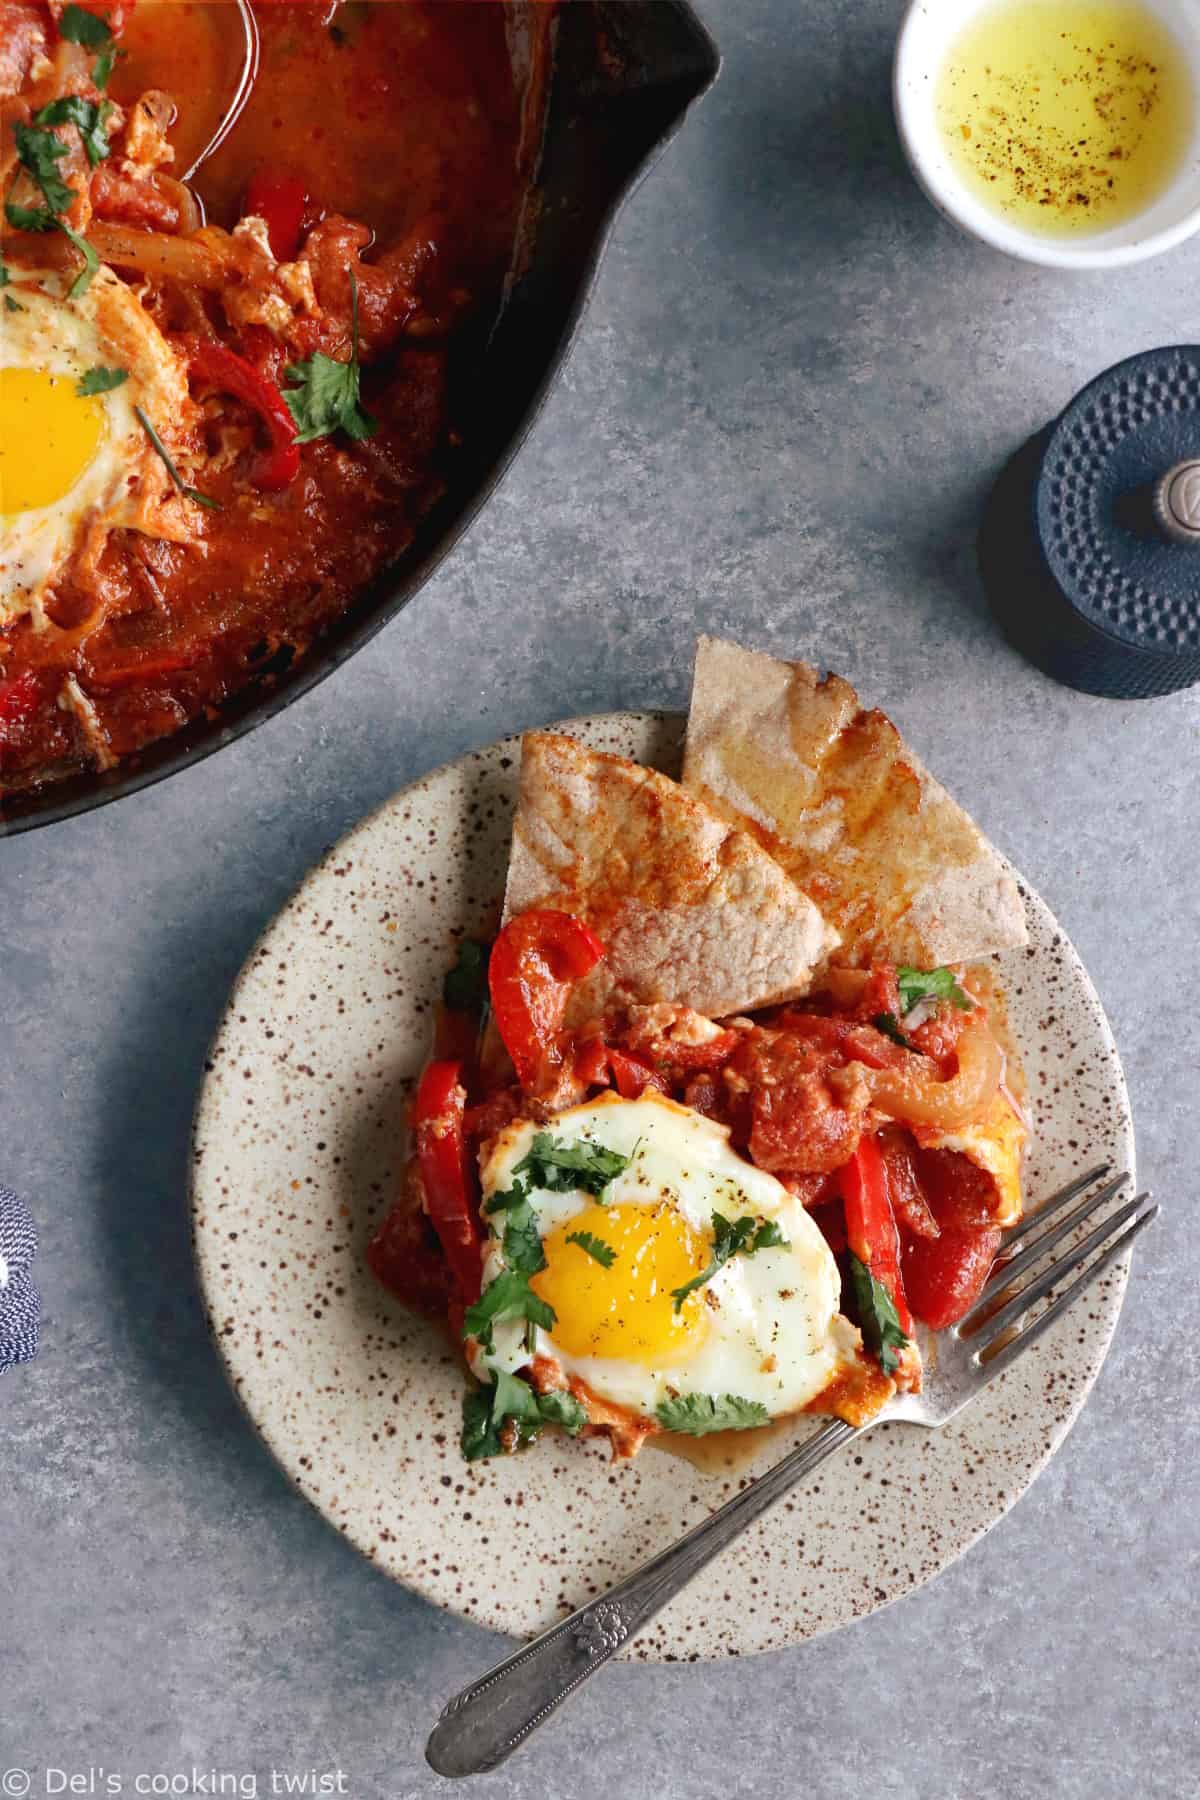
xmin=683 ymin=636 xmax=1028 ymax=968
xmin=503 ymin=730 xmax=840 ymax=1018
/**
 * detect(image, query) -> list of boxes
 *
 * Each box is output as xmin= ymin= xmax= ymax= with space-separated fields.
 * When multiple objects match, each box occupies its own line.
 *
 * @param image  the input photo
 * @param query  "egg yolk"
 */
xmin=0 ymin=367 xmax=105 ymax=514
xmin=531 ymin=1201 xmax=711 ymax=1366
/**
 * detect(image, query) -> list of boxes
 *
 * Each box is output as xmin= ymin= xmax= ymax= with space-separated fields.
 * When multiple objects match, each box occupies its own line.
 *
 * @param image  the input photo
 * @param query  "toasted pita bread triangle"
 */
xmin=682 ymin=636 xmax=1028 ymax=968
xmin=503 ymin=731 xmax=840 ymax=1019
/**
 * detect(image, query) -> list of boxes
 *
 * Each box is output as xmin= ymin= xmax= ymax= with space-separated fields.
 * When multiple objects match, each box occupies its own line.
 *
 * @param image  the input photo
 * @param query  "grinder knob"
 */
xmin=1153 ymin=460 xmax=1200 ymax=547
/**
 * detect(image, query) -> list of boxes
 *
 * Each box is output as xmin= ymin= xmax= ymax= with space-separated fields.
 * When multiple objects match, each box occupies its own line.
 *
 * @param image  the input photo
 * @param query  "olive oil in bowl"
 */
xmin=935 ymin=0 xmax=1195 ymax=237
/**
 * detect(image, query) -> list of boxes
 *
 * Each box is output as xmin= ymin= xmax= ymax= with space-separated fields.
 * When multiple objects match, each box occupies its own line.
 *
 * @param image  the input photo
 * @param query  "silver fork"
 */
xmin=427 ymin=1166 xmax=1157 ymax=1778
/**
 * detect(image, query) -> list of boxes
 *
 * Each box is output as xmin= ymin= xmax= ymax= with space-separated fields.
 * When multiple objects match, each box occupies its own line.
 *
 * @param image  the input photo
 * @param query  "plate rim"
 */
xmin=190 ymin=708 xmax=1137 ymax=1657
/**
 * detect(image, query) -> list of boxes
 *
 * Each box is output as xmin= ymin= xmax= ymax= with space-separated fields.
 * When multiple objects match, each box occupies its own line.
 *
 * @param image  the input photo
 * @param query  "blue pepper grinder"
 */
xmin=979 ymin=347 xmax=1200 ymax=698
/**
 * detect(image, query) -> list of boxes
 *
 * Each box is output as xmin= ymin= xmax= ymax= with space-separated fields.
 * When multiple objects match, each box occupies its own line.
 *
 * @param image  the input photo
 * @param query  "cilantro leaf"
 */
xmin=483 ymin=1179 xmax=529 ymax=1217
xmin=501 ymin=1195 xmax=547 ymax=1279
xmin=460 ymin=1370 xmax=588 ymax=1460
xmin=14 ymin=122 xmax=76 ymax=215
xmin=491 ymin=1366 xmax=542 ymax=1434
xmin=671 ymin=1211 xmax=790 ymax=1311
xmin=93 ymin=45 xmax=117 ymax=89
xmin=896 ymin=966 xmax=973 ymax=1016
xmin=4 ymin=295 xmax=21 ymax=314
xmin=566 ymin=1230 xmax=617 ymax=1269
xmin=75 ymin=365 xmax=127 ymax=397
xmin=462 ymin=1267 xmax=555 ymax=1353
xmin=513 ymin=1132 xmax=631 ymax=1198
xmin=4 ymin=200 xmax=57 ymax=232
xmin=535 ymin=1389 xmax=587 ymax=1435
xmin=442 ymin=937 xmax=491 ymax=1013
xmin=655 ymin=1393 xmax=770 ymax=1436
xmin=847 ymin=1252 xmax=910 ymax=1377
xmin=58 ymin=4 xmax=113 ymax=48
xmin=873 ymin=1011 xmax=913 ymax=1049
xmin=461 ymin=1385 xmax=503 ymax=1461
xmin=59 ymin=221 xmax=99 ymax=299
xmin=283 ymin=350 xmax=376 ymax=442
xmin=0 ymin=263 xmax=8 ymax=286
xmin=282 ymin=271 xmax=377 ymax=445
xmin=35 ymin=96 xmax=114 ymax=167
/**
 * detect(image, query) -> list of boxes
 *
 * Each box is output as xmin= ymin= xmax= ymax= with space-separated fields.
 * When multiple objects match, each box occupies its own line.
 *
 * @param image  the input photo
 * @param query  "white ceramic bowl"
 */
xmin=894 ymin=0 xmax=1200 ymax=269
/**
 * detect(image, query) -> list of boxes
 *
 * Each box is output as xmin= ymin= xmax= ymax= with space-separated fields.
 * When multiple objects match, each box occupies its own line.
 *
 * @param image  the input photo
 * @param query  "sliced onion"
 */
xmin=856 ymin=1014 xmax=1003 ymax=1131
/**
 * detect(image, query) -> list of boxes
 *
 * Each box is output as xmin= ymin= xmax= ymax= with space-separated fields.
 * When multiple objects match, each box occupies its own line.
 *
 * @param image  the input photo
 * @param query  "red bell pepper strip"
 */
xmin=572 ymin=1036 xmax=611 ymax=1089
xmin=607 ymin=1046 xmax=669 ymax=1099
xmin=243 ymin=171 xmax=309 ymax=262
xmin=367 ymin=1189 xmax=454 ymax=1321
xmin=487 ymin=910 xmax=605 ymax=1092
xmin=185 ymin=339 xmax=300 ymax=491
xmin=412 ymin=1059 xmax=483 ymax=1303
xmin=903 ymin=1227 xmax=1001 ymax=1331
xmin=840 ymin=1132 xmax=914 ymax=1335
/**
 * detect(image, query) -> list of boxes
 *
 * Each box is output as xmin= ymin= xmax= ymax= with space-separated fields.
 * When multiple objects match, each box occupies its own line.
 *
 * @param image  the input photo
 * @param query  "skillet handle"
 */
xmin=425 ymin=1418 xmax=858 ymax=1777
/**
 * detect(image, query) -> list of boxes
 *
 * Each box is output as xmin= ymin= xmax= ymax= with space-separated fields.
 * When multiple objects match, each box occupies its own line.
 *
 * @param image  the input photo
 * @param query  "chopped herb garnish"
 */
xmin=847 ymin=1252 xmax=910 ymax=1377
xmin=34 ymin=96 xmax=114 ymax=167
xmin=566 ymin=1230 xmax=617 ymax=1269
xmin=896 ymin=966 xmax=973 ymax=1016
xmin=4 ymin=295 xmax=21 ymax=313
xmin=12 ymin=121 xmax=75 ymax=217
xmin=6 ymin=120 xmax=108 ymax=296
xmin=513 ymin=1132 xmax=631 ymax=1199
xmin=60 ymin=221 xmax=99 ymax=299
xmin=58 ymin=4 xmax=113 ymax=49
xmin=283 ymin=270 xmax=377 ymax=444
xmin=75 ymin=364 xmax=127 ymax=397
xmin=0 ymin=262 xmax=9 ymax=286
xmin=534 ymin=1389 xmax=588 ymax=1434
xmin=92 ymin=45 xmax=117 ymax=90
xmin=13 ymin=122 xmax=76 ymax=214
xmin=501 ymin=1194 xmax=547 ymax=1280
xmin=460 ymin=1370 xmax=586 ymax=1461
xmin=655 ymin=1393 xmax=770 ymax=1436
xmin=4 ymin=199 xmax=57 ymax=233
xmin=460 ymin=1385 xmax=503 ymax=1462
xmin=462 ymin=1267 xmax=555 ymax=1355
xmin=873 ymin=1011 xmax=913 ymax=1049
xmin=670 ymin=1211 xmax=790 ymax=1312
xmin=442 ymin=937 xmax=491 ymax=1013
xmin=135 ymin=404 xmax=221 ymax=510
xmin=483 ymin=1180 xmax=530 ymax=1217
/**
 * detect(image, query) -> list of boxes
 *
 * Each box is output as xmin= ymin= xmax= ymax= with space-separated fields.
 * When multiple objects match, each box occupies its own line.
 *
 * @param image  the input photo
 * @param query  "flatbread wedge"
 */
xmin=503 ymin=730 xmax=840 ymax=1019
xmin=683 ymin=636 xmax=1028 ymax=968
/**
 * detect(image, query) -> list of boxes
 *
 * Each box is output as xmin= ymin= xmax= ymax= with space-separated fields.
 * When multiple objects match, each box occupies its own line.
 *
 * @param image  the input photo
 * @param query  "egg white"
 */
xmin=472 ymin=1093 xmax=862 ymax=1425
xmin=0 ymin=263 xmax=198 ymax=629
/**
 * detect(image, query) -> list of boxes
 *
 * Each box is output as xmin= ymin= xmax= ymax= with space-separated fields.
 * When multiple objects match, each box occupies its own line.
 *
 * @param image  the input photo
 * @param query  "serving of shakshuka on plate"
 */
xmin=192 ymin=636 xmax=1132 ymax=1649
xmin=367 ymin=636 xmax=1034 ymax=1465
xmin=0 ymin=0 xmax=543 ymax=794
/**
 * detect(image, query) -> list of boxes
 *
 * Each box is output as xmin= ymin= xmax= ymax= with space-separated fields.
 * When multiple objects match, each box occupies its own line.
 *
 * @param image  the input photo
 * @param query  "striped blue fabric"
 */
xmin=0 ymin=1186 xmax=39 ymax=1371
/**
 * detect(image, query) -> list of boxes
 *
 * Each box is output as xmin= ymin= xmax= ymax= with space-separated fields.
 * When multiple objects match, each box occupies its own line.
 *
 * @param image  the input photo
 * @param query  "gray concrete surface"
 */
xmin=3 ymin=2 xmax=1197 ymax=1796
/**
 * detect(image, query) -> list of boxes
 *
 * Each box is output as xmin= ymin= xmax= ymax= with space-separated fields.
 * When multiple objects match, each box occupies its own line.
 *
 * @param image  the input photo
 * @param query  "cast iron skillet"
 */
xmin=2 ymin=0 xmax=720 ymax=836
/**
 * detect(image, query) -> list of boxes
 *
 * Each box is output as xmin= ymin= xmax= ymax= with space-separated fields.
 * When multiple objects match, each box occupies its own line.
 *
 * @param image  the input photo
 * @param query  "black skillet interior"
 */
xmin=2 ymin=0 xmax=720 ymax=836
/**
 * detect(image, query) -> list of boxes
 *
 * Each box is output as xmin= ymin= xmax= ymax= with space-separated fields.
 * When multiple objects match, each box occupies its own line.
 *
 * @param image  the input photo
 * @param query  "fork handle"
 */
xmin=426 ymin=1418 xmax=860 ymax=1777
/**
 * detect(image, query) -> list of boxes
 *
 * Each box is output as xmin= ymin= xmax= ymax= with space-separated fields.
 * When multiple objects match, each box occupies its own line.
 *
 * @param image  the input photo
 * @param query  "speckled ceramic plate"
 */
xmin=191 ymin=713 xmax=1135 ymax=1659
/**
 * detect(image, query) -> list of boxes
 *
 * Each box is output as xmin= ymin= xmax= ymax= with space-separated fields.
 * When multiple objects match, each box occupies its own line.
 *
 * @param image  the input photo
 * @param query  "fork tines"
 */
xmin=956 ymin=1164 xmax=1158 ymax=1377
